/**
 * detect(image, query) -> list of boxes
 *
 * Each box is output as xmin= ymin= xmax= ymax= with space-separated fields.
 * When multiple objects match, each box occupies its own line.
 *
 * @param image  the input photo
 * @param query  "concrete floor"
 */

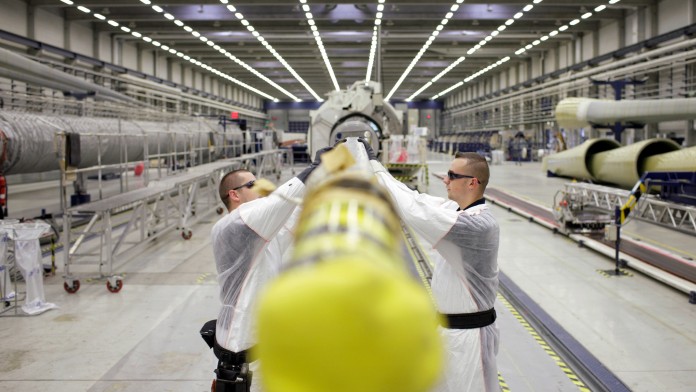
xmin=1 ymin=154 xmax=695 ymax=391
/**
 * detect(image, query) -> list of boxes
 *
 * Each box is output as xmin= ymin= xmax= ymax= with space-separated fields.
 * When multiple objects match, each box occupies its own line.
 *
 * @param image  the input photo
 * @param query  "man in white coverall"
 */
xmin=203 ymin=148 xmax=331 ymax=392
xmin=362 ymin=139 xmax=500 ymax=392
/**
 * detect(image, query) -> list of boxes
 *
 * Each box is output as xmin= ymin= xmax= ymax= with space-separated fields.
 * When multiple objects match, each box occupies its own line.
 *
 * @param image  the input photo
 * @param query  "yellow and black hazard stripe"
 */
xmin=596 ymin=268 xmax=633 ymax=278
xmin=401 ymin=226 xmax=435 ymax=301
xmin=385 ymin=163 xmax=427 ymax=168
xmin=386 ymin=163 xmax=429 ymax=187
xmin=497 ymin=293 xmax=591 ymax=392
xmin=498 ymin=372 xmax=511 ymax=391
xmin=196 ymin=272 xmax=212 ymax=284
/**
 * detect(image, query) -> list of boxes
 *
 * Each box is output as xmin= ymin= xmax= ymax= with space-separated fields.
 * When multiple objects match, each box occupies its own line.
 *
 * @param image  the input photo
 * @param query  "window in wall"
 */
xmin=288 ymin=121 xmax=310 ymax=133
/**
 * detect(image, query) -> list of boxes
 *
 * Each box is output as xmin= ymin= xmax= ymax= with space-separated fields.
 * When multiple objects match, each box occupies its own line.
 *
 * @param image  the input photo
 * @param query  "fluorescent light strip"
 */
xmin=431 ymin=57 xmax=509 ymax=99
xmin=435 ymin=0 xmax=621 ymax=100
xmin=385 ymin=0 xmax=465 ymax=100
xmin=298 ymin=1 xmax=340 ymax=92
xmin=513 ymin=0 xmax=616 ymax=56
xmin=143 ymin=1 xmax=299 ymax=101
xmin=61 ymin=0 xmax=278 ymax=101
xmin=218 ymin=1 xmax=321 ymax=102
xmin=406 ymin=1 xmax=542 ymax=100
xmin=468 ymin=1 xmax=543 ymax=56
xmin=365 ymin=1 xmax=384 ymax=82
xmin=406 ymin=56 xmax=465 ymax=101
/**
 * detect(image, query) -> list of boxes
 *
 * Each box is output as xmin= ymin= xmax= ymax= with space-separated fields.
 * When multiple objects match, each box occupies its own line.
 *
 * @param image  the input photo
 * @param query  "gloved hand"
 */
xmin=357 ymin=138 xmax=377 ymax=161
xmin=297 ymin=146 xmax=333 ymax=183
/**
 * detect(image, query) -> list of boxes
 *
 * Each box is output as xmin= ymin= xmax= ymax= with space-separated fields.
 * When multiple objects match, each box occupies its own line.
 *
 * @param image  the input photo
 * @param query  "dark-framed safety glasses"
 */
xmin=447 ymin=170 xmax=477 ymax=181
xmin=232 ymin=180 xmax=256 ymax=191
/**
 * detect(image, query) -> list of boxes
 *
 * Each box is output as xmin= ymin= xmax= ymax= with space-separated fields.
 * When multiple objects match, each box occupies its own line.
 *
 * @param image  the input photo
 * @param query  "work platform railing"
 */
xmin=61 ymin=149 xmax=290 ymax=293
xmin=560 ymin=182 xmax=696 ymax=235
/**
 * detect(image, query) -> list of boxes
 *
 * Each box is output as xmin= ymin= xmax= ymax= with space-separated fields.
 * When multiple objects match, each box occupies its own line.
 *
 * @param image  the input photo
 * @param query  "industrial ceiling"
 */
xmin=40 ymin=0 xmax=650 ymax=102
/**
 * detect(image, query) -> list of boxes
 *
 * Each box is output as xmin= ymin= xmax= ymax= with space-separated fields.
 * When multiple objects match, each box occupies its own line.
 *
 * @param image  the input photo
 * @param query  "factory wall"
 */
xmin=0 ymin=0 xmax=264 ymax=112
xmin=444 ymin=0 xmax=695 ymax=110
xmin=658 ymin=0 xmax=693 ymax=34
xmin=0 ymin=0 xmax=26 ymax=37
xmin=443 ymin=0 xmax=696 ymax=145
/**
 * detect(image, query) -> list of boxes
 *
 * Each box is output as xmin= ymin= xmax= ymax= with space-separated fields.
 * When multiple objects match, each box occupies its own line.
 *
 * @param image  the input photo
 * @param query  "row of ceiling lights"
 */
xmin=60 ymin=0 xmax=625 ymax=103
xmin=514 ymin=0 xmax=621 ymax=56
xmin=407 ymin=0 xmax=543 ymax=101
xmin=217 ymin=0 xmax=322 ymax=101
xmin=299 ymin=0 xmax=340 ymax=93
xmin=384 ymin=0 xmax=466 ymax=101
xmin=365 ymin=0 xmax=386 ymax=83
xmin=58 ymin=0 xmax=281 ymax=101
xmin=141 ymin=0 xmax=301 ymax=102
xmin=430 ymin=0 xmax=623 ymax=101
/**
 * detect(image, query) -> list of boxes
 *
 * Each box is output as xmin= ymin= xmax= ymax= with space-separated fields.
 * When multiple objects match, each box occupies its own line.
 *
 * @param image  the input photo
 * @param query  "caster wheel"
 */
xmin=216 ymin=207 xmax=224 ymax=215
xmin=64 ymin=280 xmax=81 ymax=294
xmin=182 ymin=230 xmax=193 ymax=240
xmin=106 ymin=279 xmax=123 ymax=293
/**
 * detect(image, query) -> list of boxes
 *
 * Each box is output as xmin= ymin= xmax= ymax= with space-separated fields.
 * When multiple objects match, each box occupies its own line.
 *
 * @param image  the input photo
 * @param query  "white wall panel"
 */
xmin=155 ymin=52 xmax=167 ymax=78
xmin=582 ymin=32 xmax=594 ymax=61
xmin=598 ymin=21 xmax=620 ymax=55
xmin=509 ymin=67 xmax=517 ymax=86
xmin=531 ymin=56 xmax=542 ymax=77
xmin=98 ymin=32 xmax=111 ymax=62
xmin=544 ymin=48 xmax=556 ymax=73
xmin=658 ymin=0 xmax=689 ymax=34
xmin=141 ymin=50 xmax=154 ymax=75
xmin=559 ymin=44 xmax=569 ymax=69
xmin=0 ymin=0 xmax=27 ymax=36
xmin=35 ymin=8 xmax=64 ymax=47
xmin=625 ymin=11 xmax=639 ymax=45
xmin=171 ymin=62 xmax=182 ymax=84
xmin=122 ymin=42 xmax=138 ymax=70
xmin=194 ymin=71 xmax=203 ymax=90
xmin=69 ymin=23 xmax=93 ymax=57
xmin=183 ymin=67 xmax=192 ymax=86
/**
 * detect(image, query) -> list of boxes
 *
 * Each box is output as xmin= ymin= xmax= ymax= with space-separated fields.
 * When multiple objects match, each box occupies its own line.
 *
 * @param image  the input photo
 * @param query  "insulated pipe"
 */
xmin=591 ymin=139 xmax=681 ymax=188
xmin=0 ymin=68 xmax=91 ymax=98
xmin=556 ymin=97 xmax=696 ymax=129
xmin=0 ymin=47 xmax=139 ymax=105
xmin=0 ymin=111 xmax=231 ymax=175
xmin=543 ymin=138 xmax=620 ymax=181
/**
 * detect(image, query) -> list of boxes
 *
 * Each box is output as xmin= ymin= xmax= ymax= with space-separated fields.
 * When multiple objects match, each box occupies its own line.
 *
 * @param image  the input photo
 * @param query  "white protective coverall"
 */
xmin=371 ymin=161 xmax=500 ymax=392
xmin=211 ymin=177 xmax=304 ymax=392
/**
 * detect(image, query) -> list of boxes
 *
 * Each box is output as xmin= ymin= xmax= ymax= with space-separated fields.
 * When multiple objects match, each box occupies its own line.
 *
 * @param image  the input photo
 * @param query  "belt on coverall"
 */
xmin=200 ymin=319 xmax=253 ymax=392
xmin=441 ymin=308 xmax=496 ymax=329
xmin=214 ymin=339 xmax=251 ymax=366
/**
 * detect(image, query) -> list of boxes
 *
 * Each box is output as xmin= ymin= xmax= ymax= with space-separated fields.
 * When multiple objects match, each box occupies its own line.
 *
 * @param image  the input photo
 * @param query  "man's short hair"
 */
xmin=219 ymin=169 xmax=251 ymax=202
xmin=454 ymin=152 xmax=490 ymax=190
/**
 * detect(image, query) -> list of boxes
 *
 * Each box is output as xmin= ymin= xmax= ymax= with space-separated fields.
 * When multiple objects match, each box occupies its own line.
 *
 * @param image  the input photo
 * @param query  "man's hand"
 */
xmin=297 ymin=146 xmax=333 ymax=183
xmin=357 ymin=138 xmax=377 ymax=161
xmin=312 ymin=146 xmax=333 ymax=166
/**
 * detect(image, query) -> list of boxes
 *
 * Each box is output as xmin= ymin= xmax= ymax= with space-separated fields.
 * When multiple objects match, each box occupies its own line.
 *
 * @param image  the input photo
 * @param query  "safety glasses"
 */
xmin=232 ymin=180 xmax=256 ymax=191
xmin=447 ymin=170 xmax=477 ymax=182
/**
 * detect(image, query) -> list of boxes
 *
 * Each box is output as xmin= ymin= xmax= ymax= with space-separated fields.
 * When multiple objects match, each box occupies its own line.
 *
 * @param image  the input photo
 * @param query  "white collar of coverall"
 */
xmin=458 ymin=198 xmax=487 ymax=215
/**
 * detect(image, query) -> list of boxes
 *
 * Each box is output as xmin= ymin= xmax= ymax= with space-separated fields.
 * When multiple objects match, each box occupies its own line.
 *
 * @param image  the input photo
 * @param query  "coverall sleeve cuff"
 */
xmin=370 ymin=160 xmax=388 ymax=174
